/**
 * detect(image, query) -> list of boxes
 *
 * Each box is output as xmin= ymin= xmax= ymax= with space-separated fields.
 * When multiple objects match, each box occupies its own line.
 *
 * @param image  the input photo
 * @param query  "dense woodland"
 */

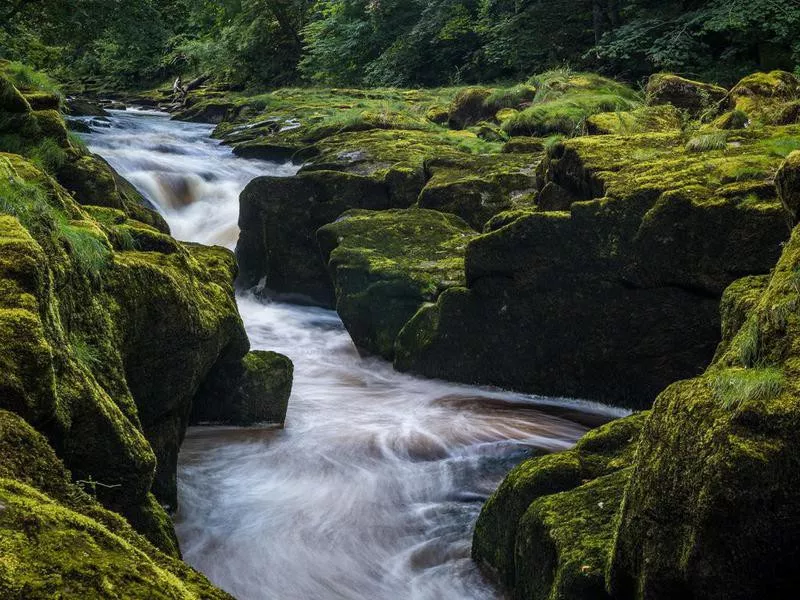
xmin=1 ymin=0 xmax=799 ymax=90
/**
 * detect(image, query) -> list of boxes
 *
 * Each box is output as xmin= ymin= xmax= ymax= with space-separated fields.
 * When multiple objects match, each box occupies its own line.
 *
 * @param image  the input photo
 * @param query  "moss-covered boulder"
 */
xmin=317 ymin=208 xmax=475 ymax=359
xmin=585 ymin=104 xmax=682 ymax=135
xmin=0 ymin=410 xmax=231 ymax=599
xmin=646 ymin=73 xmax=730 ymax=116
xmin=776 ymin=150 xmax=800 ymax=223
xmin=609 ymin=222 xmax=800 ymax=598
xmin=191 ymin=350 xmax=294 ymax=426
xmin=729 ymin=71 xmax=800 ymax=125
xmin=395 ymin=128 xmax=790 ymax=406
xmin=448 ymin=87 xmax=494 ymax=129
xmin=416 ymin=154 xmax=540 ymax=229
xmin=0 ymin=71 xmax=291 ymax=573
xmin=503 ymin=73 xmax=640 ymax=137
xmin=236 ymin=169 xmax=407 ymax=306
xmin=473 ymin=413 xmax=647 ymax=599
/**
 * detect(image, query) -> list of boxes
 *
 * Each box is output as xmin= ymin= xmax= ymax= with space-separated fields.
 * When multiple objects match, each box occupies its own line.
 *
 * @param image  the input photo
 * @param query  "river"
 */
xmin=81 ymin=109 xmax=624 ymax=600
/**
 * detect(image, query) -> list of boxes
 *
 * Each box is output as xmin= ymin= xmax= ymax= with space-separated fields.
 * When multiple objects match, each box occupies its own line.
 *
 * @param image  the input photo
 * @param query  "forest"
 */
xmin=1 ymin=0 xmax=799 ymax=90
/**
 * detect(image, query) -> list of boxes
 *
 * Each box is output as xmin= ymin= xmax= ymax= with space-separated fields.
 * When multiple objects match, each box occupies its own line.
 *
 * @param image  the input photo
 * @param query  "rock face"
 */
xmin=317 ymin=208 xmax=475 ymax=359
xmin=236 ymin=169 xmax=408 ymax=306
xmin=0 ymin=69 xmax=292 ymax=589
xmin=395 ymin=129 xmax=790 ymax=407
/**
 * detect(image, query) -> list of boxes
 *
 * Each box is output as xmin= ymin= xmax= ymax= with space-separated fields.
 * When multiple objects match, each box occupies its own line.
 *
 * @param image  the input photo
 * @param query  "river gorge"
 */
xmin=80 ymin=109 xmax=624 ymax=600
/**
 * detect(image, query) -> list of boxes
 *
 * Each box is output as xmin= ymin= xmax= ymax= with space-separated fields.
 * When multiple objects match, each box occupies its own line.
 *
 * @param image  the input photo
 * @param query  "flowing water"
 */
xmin=82 ymin=109 xmax=626 ymax=600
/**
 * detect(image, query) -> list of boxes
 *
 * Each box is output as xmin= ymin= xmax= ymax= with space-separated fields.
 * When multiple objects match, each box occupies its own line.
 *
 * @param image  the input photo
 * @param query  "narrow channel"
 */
xmin=82 ymin=109 xmax=624 ymax=600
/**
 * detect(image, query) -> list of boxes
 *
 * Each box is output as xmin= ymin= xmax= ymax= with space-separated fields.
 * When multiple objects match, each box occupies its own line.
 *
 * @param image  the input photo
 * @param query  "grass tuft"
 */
xmin=685 ymin=131 xmax=727 ymax=152
xmin=710 ymin=367 xmax=784 ymax=409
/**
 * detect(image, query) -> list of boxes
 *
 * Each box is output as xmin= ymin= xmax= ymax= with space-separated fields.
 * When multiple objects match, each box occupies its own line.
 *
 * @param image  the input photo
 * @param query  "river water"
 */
xmin=82 ymin=109 xmax=624 ymax=600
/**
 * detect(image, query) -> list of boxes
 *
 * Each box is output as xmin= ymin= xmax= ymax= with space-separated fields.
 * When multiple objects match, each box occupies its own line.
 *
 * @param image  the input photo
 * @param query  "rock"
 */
xmin=65 ymin=97 xmax=109 ymax=117
xmin=192 ymin=351 xmax=294 ymax=426
xmin=776 ymin=151 xmax=800 ymax=223
xmin=536 ymin=181 xmax=575 ymax=211
xmin=22 ymin=91 xmax=61 ymax=111
xmin=317 ymin=208 xmax=475 ymax=359
xmin=585 ymin=104 xmax=682 ymax=134
xmin=416 ymin=154 xmax=540 ymax=229
xmin=502 ymin=137 xmax=545 ymax=154
xmin=395 ymin=129 xmax=789 ymax=406
xmin=646 ymin=73 xmax=730 ymax=116
xmin=729 ymin=71 xmax=800 ymax=125
xmin=236 ymin=169 xmax=402 ymax=307
xmin=172 ymin=99 xmax=236 ymax=123
xmin=0 ymin=410 xmax=231 ymax=598
xmin=473 ymin=413 xmax=647 ymax=596
xmin=609 ymin=226 xmax=800 ymax=598
xmin=0 ymin=74 xmax=288 ymax=569
xmin=448 ymin=87 xmax=493 ymax=129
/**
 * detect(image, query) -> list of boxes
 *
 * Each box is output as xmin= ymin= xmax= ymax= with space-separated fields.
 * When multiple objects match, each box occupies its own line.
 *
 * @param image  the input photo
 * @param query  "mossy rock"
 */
xmin=473 ymin=413 xmax=647 ymax=597
xmin=448 ymin=87 xmax=493 ymax=129
xmin=585 ymin=104 xmax=682 ymax=135
xmin=0 ymin=410 xmax=230 ymax=598
xmin=317 ymin=208 xmax=475 ymax=359
xmin=776 ymin=150 xmax=800 ymax=223
xmin=646 ymin=73 xmax=730 ymax=116
xmin=236 ymin=169 xmax=402 ymax=307
xmin=730 ymin=71 xmax=800 ymax=126
xmin=417 ymin=154 xmax=540 ymax=229
xmin=0 ymin=75 xmax=286 ymax=568
xmin=192 ymin=350 xmax=294 ymax=426
xmin=609 ymin=220 xmax=800 ymax=599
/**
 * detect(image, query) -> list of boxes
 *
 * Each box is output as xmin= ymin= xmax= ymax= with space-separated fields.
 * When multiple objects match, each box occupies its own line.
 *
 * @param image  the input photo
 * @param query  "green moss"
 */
xmin=473 ymin=413 xmax=647 ymax=596
xmin=586 ymin=105 xmax=682 ymax=135
xmin=317 ymin=208 xmax=475 ymax=358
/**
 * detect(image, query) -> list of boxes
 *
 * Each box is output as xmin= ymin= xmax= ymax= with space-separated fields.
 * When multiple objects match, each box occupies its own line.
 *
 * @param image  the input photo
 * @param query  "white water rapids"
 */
xmin=81 ymin=109 xmax=625 ymax=600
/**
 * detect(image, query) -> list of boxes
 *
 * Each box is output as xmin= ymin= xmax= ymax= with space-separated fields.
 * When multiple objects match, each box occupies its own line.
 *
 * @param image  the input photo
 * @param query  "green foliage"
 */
xmin=0 ymin=170 xmax=54 ymax=231
xmin=70 ymin=335 xmax=102 ymax=369
xmin=710 ymin=367 xmax=784 ymax=409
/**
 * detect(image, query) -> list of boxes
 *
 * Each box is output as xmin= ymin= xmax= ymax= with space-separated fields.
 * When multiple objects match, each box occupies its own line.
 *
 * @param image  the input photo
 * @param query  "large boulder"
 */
xmin=236 ymin=169 xmax=403 ymax=307
xmin=473 ymin=413 xmax=647 ymax=598
xmin=646 ymin=73 xmax=730 ymax=116
xmin=191 ymin=350 xmax=294 ymax=426
xmin=317 ymin=208 xmax=475 ymax=359
xmin=395 ymin=129 xmax=789 ymax=407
